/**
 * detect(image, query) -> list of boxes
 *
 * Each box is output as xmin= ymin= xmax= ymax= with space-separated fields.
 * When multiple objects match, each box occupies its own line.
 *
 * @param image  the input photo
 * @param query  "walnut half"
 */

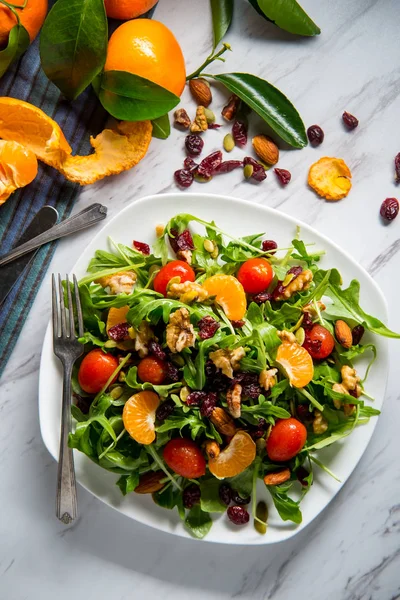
xmin=226 ymin=383 xmax=242 ymax=419
xmin=167 ymin=281 xmax=209 ymax=304
xmin=274 ymin=270 xmax=313 ymax=301
xmin=96 ymin=270 xmax=137 ymax=295
xmin=166 ymin=308 xmax=196 ymax=353
xmin=209 ymin=347 xmax=245 ymax=378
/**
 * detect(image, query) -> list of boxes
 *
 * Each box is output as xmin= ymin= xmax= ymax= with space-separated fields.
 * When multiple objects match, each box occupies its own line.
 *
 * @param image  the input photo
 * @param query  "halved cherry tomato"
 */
xmin=163 ymin=438 xmax=206 ymax=478
xmin=137 ymin=356 xmax=166 ymax=385
xmin=153 ymin=260 xmax=195 ymax=297
xmin=78 ymin=349 xmax=119 ymax=394
xmin=266 ymin=418 xmax=307 ymax=462
xmin=237 ymin=258 xmax=274 ymax=294
xmin=303 ymin=324 xmax=335 ymax=360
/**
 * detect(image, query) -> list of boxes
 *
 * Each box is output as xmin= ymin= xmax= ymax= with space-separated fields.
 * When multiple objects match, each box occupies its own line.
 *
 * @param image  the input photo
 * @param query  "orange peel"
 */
xmin=0 ymin=140 xmax=38 ymax=205
xmin=0 ymin=97 xmax=152 ymax=187
xmin=308 ymin=156 xmax=352 ymax=201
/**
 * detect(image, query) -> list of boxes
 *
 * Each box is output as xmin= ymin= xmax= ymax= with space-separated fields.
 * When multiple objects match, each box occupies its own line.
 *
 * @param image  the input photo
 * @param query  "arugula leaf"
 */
xmin=268 ymin=484 xmax=302 ymax=523
xmin=125 ymin=366 xmax=182 ymax=397
xmin=264 ymin=301 xmax=302 ymax=328
xmin=227 ymin=466 xmax=254 ymax=497
xmin=291 ymin=239 xmax=323 ymax=267
xmin=210 ymin=0 xmax=234 ymax=49
xmin=156 ymin=413 xmax=207 ymax=440
xmin=116 ymin=472 xmax=140 ymax=495
xmin=153 ymin=485 xmax=182 ymax=509
xmin=200 ymin=478 xmax=227 ymax=513
xmin=185 ymin=505 xmax=213 ymax=539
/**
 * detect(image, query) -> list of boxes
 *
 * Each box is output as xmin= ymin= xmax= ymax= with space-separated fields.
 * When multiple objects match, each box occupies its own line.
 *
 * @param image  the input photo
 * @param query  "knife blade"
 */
xmin=0 ymin=205 xmax=59 ymax=306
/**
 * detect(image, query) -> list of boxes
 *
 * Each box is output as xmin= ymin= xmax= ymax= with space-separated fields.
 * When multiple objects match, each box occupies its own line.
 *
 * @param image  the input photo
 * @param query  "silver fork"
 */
xmin=52 ymin=274 xmax=84 ymax=524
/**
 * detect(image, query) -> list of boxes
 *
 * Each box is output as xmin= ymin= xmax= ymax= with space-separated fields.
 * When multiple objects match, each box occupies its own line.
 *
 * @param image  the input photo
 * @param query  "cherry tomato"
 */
xmin=137 ymin=356 xmax=166 ymax=385
xmin=237 ymin=258 xmax=274 ymax=294
xmin=163 ymin=438 xmax=206 ymax=478
xmin=303 ymin=324 xmax=335 ymax=360
xmin=78 ymin=349 xmax=119 ymax=394
xmin=266 ymin=418 xmax=307 ymax=462
xmin=153 ymin=260 xmax=195 ymax=297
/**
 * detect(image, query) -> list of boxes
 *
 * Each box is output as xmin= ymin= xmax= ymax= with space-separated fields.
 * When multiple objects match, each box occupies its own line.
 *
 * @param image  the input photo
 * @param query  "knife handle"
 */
xmin=0 ymin=203 xmax=107 ymax=267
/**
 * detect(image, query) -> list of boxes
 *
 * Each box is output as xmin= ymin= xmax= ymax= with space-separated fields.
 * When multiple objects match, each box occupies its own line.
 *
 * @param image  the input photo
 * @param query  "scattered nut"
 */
xmin=189 ymin=78 xmax=212 ymax=107
xmin=226 ymin=383 xmax=242 ymax=419
xmin=221 ymin=94 xmax=241 ymax=121
xmin=210 ymin=407 xmax=237 ymax=437
xmin=204 ymin=108 xmax=215 ymax=124
xmin=313 ymin=410 xmax=328 ymax=434
xmin=96 ymin=270 xmax=137 ymax=295
xmin=110 ymin=386 xmax=124 ymax=400
xmin=243 ymin=164 xmax=254 ymax=179
xmin=203 ymin=239 xmax=215 ymax=253
xmin=295 ymin=327 xmax=305 ymax=345
xmin=275 ymin=270 xmax=313 ymax=301
xmin=167 ymin=280 xmax=209 ymax=304
xmin=204 ymin=440 xmax=220 ymax=459
xmin=166 ymin=308 xmax=196 ymax=353
xmin=341 ymin=365 xmax=360 ymax=391
xmin=155 ymin=224 xmax=165 ymax=237
xmin=252 ymin=134 xmax=279 ymax=166
xmin=209 ymin=347 xmax=245 ymax=378
xmin=134 ymin=320 xmax=154 ymax=357
xmin=176 ymin=249 xmax=192 ymax=264
xmin=263 ymin=468 xmax=291 ymax=486
xmin=223 ymin=133 xmax=235 ymax=153
xmin=259 ymin=368 xmax=277 ymax=391
xmin=180 ymin=385 xmax=190 ymax=403
xmin=335 ymin=320 xmax=353 ymax=348
xmin=190 ymin=106 xmax=208 ymax=133
xmin=174 ymin=108 xmax=191 ymax=129
xmin=277 ymin=330 xmax=297 ymax=344
xmin=135 ymin=471 xmax=165 ymax=494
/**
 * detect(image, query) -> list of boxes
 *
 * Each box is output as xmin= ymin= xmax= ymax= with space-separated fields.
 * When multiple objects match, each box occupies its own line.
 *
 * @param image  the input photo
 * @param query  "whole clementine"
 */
xmin=104 ymin=0 xmax=158 ymax=20
xmin=104 ymin=19 xmax=186 ymax=97
xmin=0 ymin=0 xmax=48 ymax=48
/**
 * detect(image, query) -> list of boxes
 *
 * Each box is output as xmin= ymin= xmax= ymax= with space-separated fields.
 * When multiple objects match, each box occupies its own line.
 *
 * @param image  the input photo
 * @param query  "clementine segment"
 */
xmin=0 ymin=140 xmax=37 ymax=204
xmin=106 ymin=305 xmax=135 ymax=350
xmin=0 ymin=0 xmax=48 ymax=48
xmin=208 ymin=431 xmax=256 ymax=479
xmin=202 ymin=274 xmax=247 ymax=321
xmin=104 ymin=0 xmax=158 ymax=20
xmin=104 ymin=19 xmax=186 ymax=97
xmin=276 ymin=342 xmax=314 ymax=388
xmin=123 ymin=391 xmax=160 ymax=445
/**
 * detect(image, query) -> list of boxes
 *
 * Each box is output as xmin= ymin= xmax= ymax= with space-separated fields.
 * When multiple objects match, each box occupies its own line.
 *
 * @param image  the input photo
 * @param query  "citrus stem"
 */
xmin=186 ymin=43 xmax=232 ymax=80
xmin=0 ymin=0 xmax=22 ymax=25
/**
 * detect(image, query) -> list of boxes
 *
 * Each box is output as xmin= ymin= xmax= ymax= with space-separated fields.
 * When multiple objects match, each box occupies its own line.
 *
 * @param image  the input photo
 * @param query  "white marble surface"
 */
xmin=1 ymin=0 xmax=400 ymax=598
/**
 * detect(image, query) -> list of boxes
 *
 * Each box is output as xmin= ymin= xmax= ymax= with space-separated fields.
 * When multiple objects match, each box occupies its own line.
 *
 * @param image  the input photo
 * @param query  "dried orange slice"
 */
xmin=202 ymin=274 xmax=247 ymax=320
xmin=0 ymin=97 xmax=152 ymax=185
xmin=308 ymin=157 xmax=352 ymax=201
xmin=0 ymin=140 xmax=38 ymax=204
xmin=208 ymin=430 xmax=256 ymax=479
xmin=122 ymin=391 xmax=160 ymax=445
xmin=276 ymin=342 xmax=314 ymax=388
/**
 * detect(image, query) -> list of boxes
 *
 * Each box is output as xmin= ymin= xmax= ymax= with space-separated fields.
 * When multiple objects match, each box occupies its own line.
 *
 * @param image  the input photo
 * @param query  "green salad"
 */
xmin=69 ymin=213 xmax=398 ymax=539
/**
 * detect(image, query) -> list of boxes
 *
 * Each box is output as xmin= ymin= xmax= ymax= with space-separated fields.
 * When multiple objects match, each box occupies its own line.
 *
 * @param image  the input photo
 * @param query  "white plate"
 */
xmin=39 ymin=193 xmax=388 ymax=544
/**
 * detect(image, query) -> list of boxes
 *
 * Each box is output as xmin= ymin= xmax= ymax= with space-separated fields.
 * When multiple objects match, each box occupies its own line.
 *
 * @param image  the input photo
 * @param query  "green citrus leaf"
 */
xmin=212 ymin=72 xmax=307 ymax=148
xmin=39 ymin=0 xmax=108 ymax=100
xmin=254 ymin=0 xmax=320 ymax=36
xmin=210 ymin=0 xmax=234 ymax=49
xmin=0 ymin=24 xmax=30 ymax=78
xmin=97 ymin=70 xmax=180 ymax=121
xmin=151 ymin=113 xmax=171 ymax=139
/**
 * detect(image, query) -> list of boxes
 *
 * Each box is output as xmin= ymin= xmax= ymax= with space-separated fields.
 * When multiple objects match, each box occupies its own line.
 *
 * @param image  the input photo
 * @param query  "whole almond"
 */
xmin=335 ymin=320 xmax=353 ymax=348
xmin=134 ymin=471 xmax=165 ymax=494
xmin=189 ymin=78 xmax=212 ymax=107
xmin=210 ymin=407 xmax=237 ymax=437
xmin=252 ymin=135 xmax=279 ymax=165
xmin=263 ymin=468 xmax=291 ymax=486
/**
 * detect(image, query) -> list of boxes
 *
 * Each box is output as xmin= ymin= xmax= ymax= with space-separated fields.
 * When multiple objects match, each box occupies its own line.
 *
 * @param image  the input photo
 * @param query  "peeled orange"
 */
xmin=122 ymin=391 xmax=160 ymax=445
xmin=0 ymin=140 xmax=37 ymax=204
xmin=202 ymin=275 xmax=247 ymax=321
xmin=276 ymin=342 xmax=314 ymax=388
xmin=208 ymin=431 xmax=256 ymax=479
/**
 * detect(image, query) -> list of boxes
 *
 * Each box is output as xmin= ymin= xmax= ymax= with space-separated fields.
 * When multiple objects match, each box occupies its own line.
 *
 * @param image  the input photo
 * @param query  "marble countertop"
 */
xmin=1 ymin=0 xmax=399 ymax=598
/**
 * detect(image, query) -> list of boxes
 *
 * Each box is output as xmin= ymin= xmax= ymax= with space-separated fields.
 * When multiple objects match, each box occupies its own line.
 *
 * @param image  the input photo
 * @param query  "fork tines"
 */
xmin=52 ymin=274 xmax=84 ymax=341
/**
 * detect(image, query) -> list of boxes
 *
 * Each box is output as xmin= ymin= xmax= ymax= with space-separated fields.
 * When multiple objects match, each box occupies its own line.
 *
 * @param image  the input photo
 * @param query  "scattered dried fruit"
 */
xmin=155 ymin=398 xmax=175 ymax=422
xmin=351 ymin=325 xmax=365 ymax=346
xmin=335 ymin=320 xmax=353 ymax=348
xmin=307 ymin=125 xmax=324 ymax=146
xmin=183 ymin=484 xmax=201 ymax=508
xmin=222 ymin=94 xmax=240 ymax=121
xmin=395 ymin=153 xmax=400 ymax=184
xmin=223 ymin=133 xmax=235 ymax=152
xmin=380 ymin=197 xmax=399 ymax=221
xmin=198 ymin=315 xmax=220 ymax=340
xmin=274 ymin=168 xmax=291 ymax=185
xmin=197 ymin=150 xmax=223 ymax=178
xmin=215 ymin=160 xmax=243 ymax=174
xmin=133 ymin=240 xmax=150 ymax=255
xmin=219 ymin=483 xmax=232 ymax=506
xmin=308 ymin=157 xmax=352 ymax=201
xmin=174 ymin=108 xmax=191 ymax=129
xmin=185 ymin=134 xmax=204 ymax=157
xmin=174 ymin=168 xmax=194 ymax=188
xmin=232 ymin=120 xmax=248 ymax=147
xmin=262 ymin=240 xmax=278 ymax=253
xmin=189 ymin=78 xmax=212 ymax=107
xmin=227 ymin=505 xmax=250 ymax=525
xmin=342 ymin=111 xmax=359 ymax=130
xmin=243 ymin=156 xmax=266 ymax=182
xmin=252 ymin=134 xmax=279 ymax=165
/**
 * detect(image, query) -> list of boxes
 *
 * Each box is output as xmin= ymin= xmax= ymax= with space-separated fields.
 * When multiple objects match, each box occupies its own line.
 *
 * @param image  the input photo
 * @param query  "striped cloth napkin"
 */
xmin=0 ymin=6 xmax=156 ymax=378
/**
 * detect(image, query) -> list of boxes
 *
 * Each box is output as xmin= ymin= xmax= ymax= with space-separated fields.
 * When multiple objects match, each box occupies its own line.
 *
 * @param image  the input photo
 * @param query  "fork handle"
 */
xmin=56 ymin=363 xmax=77 ymax=524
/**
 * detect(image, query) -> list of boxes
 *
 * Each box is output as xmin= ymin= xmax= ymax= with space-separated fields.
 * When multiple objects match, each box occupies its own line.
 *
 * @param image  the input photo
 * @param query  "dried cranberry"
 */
xmin=274 ymin=168 xmax=291 ymax=186
xmin=250 ymin=427 xmax=265 ymax=440
xmin=231 ymin=491 xmax=250 ymax=505
xmin=200 ymin=392 xmax=217 ymax=417
xmin=185 ymin=134 xmax=204 ymax=156
xmin=219 ymin=483 xmax=232 ymax=506
xmin=395 ymin=153 xmax=400 ymax=184
xmin=107 ymin=322 xmax=130 ymax=342
xmin=148 ymin=341 xmax=167 ymax=361
xmin=174 ymin=169 xmax=194 ymax=188
xmin=165 ymin=361 xmax=180 ymax=382
xmin=262 ymin=239 xmax=278 ymax=254
xmin=258 ymin=418 xmax=267 ymax=430
xmin=231 ymin=319 xmax=245 ymax=328
xmin=186 ymin=391 xmax=207 ymax=406
xmin=227 ymin=506 xmax=250 ymax=525
xmin=297 ymin=466 xmax=309 ymax=487
xmin=253 ymin=291 xmax=272 ymax=304
xmin=205 ymin=360 xmax=230 ymax=393
xmin=133 ymin=240 xmax=150 ymax=255
xmin=232 ymin=120 xmax=248 ymax=147
xmin=156 ymin=399 xmax=175 ymax=422
xmin=243 ymin=156 xmax=266 ymax=182
xmin=380 ymin=198 xmax=399 ymax=221
xmin=205 ymin=360 xmax=216 ymax=379
xmin=351 ymin=324 xmax=365 ymax=346
xmin=271 ymin=281 xmax=285 ymax=301
xmin=74 ymin=394 xmax=92 ymax=414
xmin=287 ymin=266 xmax=303 ymax=277
xmin=342 ymin=111 xmax=359 ymax=130
xmin=307 ymin=125 xmax=324 ymax=146
xmin=183 ymin=484 xmax=201 ymax=508
xmin=198 ymin=315 xmax=220 ymax=340
xmin=302 ymin=312 xmax=313 ymax=330
xmin=214 ymin=160 xmax=243 ymax=174
xmin=233 ymin=372 xmax=262 ymax=400
xmin=183 ymin=157 xmax=198 ymax=172
xmin=169 ymin=228 xmax=194 ymax=253
xmin=197 ymin=150 xmax=223 ymax=178
xmin=208 ymin=123 xmax=221 ymax=129
xmin=297 ymin=404 xmax=312 ymax=421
